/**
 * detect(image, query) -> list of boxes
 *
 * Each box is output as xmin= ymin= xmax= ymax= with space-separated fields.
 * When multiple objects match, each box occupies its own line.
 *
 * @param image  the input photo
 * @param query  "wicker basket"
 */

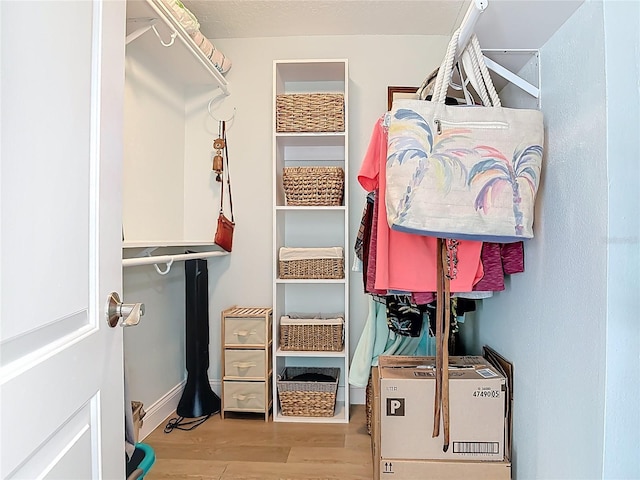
xmin=279 ymin=247 xmax=344 ymax=280
xmin=283 ymin=167 xmax=344 ymax=206
xmin=280 ymin=316 xmax=344 ymax=351
xmin=276 ymin=93 xmax=345 ymax=133
xmin=365 ymin=372 xmax=373 ymax=435
xmin=279 ymin=257 xmax=344 ymax=279
xmin=277 ymin=367 xmax=339 ymax=417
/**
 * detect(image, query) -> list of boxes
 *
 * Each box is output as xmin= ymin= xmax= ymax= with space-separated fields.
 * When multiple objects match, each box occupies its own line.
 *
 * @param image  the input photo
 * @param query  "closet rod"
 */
xmin=456 ymin=0 xmax=488 ymax=59
xmin=123 ymin=250 xmax=228 ymax=269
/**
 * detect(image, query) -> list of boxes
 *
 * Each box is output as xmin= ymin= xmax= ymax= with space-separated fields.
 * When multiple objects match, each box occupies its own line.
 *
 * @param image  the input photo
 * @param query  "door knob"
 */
xmin=106 ymin=292 xmax=145 ymax=328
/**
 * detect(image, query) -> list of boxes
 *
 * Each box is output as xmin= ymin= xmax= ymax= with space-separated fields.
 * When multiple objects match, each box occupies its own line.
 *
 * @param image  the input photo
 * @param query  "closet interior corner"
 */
xmin=122 ymin=0 xmax=230 ymax=265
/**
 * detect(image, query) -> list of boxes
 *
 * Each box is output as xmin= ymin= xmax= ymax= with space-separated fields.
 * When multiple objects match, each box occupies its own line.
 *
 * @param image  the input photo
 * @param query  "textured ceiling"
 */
xmin=186 ymin=1 xmax=468 ymax=38
xmin=184 ymin=0 xmax=584 ymax=49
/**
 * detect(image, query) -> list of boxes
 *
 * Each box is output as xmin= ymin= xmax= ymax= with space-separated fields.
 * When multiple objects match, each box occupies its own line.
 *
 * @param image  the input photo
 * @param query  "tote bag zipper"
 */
xmin=434 ymin=119 xmax=509 ymax=135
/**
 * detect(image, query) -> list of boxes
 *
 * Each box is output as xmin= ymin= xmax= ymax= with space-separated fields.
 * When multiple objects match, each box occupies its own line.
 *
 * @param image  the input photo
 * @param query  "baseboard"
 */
xmin=139 ymin=381 xmax=185 ymax=440
xmin=138 ymin=380 xmax=222 ymax=440
xmin=139 ymin=380 xmax=360 ymax=439
xmin=350 ymin=386 xmax=366 ymax=405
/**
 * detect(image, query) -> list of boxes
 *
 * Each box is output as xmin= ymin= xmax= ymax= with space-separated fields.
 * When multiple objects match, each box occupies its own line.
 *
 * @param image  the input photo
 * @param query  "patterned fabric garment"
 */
xmin=354 ymin=192 xmax=374 ymax=262
xmin=386 ymin=295 xmax=426 ymax=337
xmin=357 ymin=193 xmax=375 ymax=294
xmin=425 ymin=298 xmax=459 ymax=337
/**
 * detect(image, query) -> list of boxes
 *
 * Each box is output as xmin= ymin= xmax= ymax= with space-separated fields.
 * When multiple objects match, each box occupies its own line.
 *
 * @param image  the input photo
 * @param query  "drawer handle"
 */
xmin=233 ymin=394 xmax=256 ymax=401
xmin=234 ymin=329 xmax=256 ymax=337
xmin=232 ymin=362 xmax=257 ymax=368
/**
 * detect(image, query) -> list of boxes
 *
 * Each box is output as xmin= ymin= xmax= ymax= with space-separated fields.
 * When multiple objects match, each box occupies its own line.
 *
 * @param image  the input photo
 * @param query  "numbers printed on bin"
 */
xmin=473 ymin=387 xmax=501 ymax=398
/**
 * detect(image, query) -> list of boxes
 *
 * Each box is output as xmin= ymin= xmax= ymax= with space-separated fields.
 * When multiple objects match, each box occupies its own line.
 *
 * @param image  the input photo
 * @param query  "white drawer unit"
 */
xmin=221 ymin=306 xmax=273 ymax=421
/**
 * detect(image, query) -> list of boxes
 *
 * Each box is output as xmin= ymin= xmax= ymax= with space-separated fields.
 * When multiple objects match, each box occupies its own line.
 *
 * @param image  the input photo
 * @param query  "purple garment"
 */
xmin=366 ymin=191 xmax=386 ymax=296
xmin=412 ymin=292 xmax=436 ymax=304
xmin=473 ymin=242 xmax=525 ymax=291
xmin=502 ymin=241 xmax=525 ymax=275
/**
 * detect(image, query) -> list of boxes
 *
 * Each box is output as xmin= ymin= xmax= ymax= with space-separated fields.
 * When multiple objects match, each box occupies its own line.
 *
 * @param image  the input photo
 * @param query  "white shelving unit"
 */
xmin=123 ymin=0 xmax=230 ymax=266
xmin=272 ymin=59 xmax=350 ymax=423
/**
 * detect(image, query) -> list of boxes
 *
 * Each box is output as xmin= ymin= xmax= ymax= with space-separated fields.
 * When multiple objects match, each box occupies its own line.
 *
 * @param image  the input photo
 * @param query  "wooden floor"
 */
xmin=143 ymin=405 xmax=373 ymax=480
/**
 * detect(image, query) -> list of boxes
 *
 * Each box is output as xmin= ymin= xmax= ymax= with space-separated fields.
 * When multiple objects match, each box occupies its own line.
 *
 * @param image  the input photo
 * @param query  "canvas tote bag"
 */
xmin=386 ymin=29 xmax=544 ymax=242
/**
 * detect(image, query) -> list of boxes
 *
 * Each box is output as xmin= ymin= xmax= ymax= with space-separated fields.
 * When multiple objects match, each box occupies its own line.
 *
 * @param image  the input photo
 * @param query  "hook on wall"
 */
xmin=208 ymin=90 xmax=236 ymax=123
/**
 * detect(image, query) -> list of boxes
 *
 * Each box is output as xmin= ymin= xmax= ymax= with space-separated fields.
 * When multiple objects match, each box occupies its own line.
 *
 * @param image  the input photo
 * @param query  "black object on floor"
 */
xmin=176 ymin=258 xmax=221 ymax=419
xmin=125 ymin=447 xmax=145 ymax=478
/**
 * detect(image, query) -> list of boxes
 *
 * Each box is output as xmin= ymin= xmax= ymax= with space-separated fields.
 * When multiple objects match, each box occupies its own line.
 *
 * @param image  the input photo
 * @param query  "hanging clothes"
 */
xmin=386 ymin=294 xmax=426 ymax=337
xmin=365 ymin=191 xmax=386 ymax=296
xmin=349 ymin=296 xmax=434 ymax=388
xmin=472 ymin=241 xmax=525 ymax=291
xmin=355 ymin=192 xmax=375 ymax=292
xmin=357 ymin=115 xmax=485 ymax=293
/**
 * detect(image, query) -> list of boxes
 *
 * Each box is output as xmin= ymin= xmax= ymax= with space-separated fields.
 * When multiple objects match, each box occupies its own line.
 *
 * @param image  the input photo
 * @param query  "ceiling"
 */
xmin=184 ymin=0 xmax=584 ymax=50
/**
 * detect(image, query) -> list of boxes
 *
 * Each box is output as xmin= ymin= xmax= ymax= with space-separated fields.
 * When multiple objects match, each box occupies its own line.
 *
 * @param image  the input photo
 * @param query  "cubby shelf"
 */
xmin=272 ymin=59 xmax=350 ymax=424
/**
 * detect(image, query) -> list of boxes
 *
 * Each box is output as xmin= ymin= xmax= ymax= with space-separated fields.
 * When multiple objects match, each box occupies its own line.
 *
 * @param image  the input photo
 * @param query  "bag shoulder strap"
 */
xmin=219 ymin=121 xmax=234 ymax=221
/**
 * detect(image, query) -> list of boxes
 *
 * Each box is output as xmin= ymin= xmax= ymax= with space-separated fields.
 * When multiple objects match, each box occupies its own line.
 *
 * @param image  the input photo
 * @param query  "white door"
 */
xmin=1 ymin=1 xmax=126 ymax=478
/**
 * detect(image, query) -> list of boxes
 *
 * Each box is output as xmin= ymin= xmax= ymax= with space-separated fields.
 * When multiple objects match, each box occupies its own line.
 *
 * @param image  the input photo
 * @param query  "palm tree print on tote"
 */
xmin=468 ymin=145 xmax=542 ymax=236
xmin=387 ymin=109 xmax=473 ymax=222
xmin=388 ymin=109 xmax=543 ymax=237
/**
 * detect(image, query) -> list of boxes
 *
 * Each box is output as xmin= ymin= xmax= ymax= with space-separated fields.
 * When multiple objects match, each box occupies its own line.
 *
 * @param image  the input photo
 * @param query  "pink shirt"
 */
xmin=358 ymin=116 xmax=484 ymax=293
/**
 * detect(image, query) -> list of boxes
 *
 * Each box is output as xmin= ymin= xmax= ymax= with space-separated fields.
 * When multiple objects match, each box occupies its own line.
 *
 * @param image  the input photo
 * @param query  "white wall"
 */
xmin=123 ymin=265 xmax=186 ymax=407
xmin=188 ymin=34 xmax=451 ymax=388
xmin=602 ymin=1 xmax=640 ymax=478
xmin=463 ymin=1 xmax=639 ymax=478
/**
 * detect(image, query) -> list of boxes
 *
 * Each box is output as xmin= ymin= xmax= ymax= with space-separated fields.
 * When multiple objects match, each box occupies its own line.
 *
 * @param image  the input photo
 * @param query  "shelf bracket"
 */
xmin=126 ymin=17 xmax=158 ymax=45
xmin=126 ymin=17 xmax=178 ymax=48
xmin=483 ymin=55 xmax=540 ymax=99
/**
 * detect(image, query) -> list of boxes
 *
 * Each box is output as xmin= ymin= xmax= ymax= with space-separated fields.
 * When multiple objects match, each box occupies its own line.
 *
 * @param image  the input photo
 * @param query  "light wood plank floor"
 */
xmin=144 ymin=405 xmax=373 ymax=480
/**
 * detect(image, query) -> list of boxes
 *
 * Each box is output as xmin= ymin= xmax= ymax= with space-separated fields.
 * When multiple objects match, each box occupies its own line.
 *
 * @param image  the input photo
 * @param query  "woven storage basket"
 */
xmin=279 ymin=247 xmax=344 ymax=280
xmin=276 ymin=93 xmax=345 ymax=132
xmin=365 ymin=372 xmax=373 ymax=435
xmin=277 ymin=367 xmax=339 ymax=417
xmin=283 ymin=167 xmax=344 ymax=206
xmin=280 ymin=316 xmax=344 ymax=351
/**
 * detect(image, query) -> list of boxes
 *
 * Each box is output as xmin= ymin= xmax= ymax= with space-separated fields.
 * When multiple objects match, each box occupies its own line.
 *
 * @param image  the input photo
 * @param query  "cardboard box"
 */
xmin=378 ymin=458 xmax=511 ymax=479
xmin=372 ymin=347 xmax=514 ymax=479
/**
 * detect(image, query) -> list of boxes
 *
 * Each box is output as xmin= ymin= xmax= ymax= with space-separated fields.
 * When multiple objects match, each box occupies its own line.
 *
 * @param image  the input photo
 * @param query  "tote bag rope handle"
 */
xmin=460 ymin=34 xmax=501 ymax=107
xmin=433 ymin=28 xmax=501 ymax=108
xmin=432 ymin=29 xmax=460 ymax=104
